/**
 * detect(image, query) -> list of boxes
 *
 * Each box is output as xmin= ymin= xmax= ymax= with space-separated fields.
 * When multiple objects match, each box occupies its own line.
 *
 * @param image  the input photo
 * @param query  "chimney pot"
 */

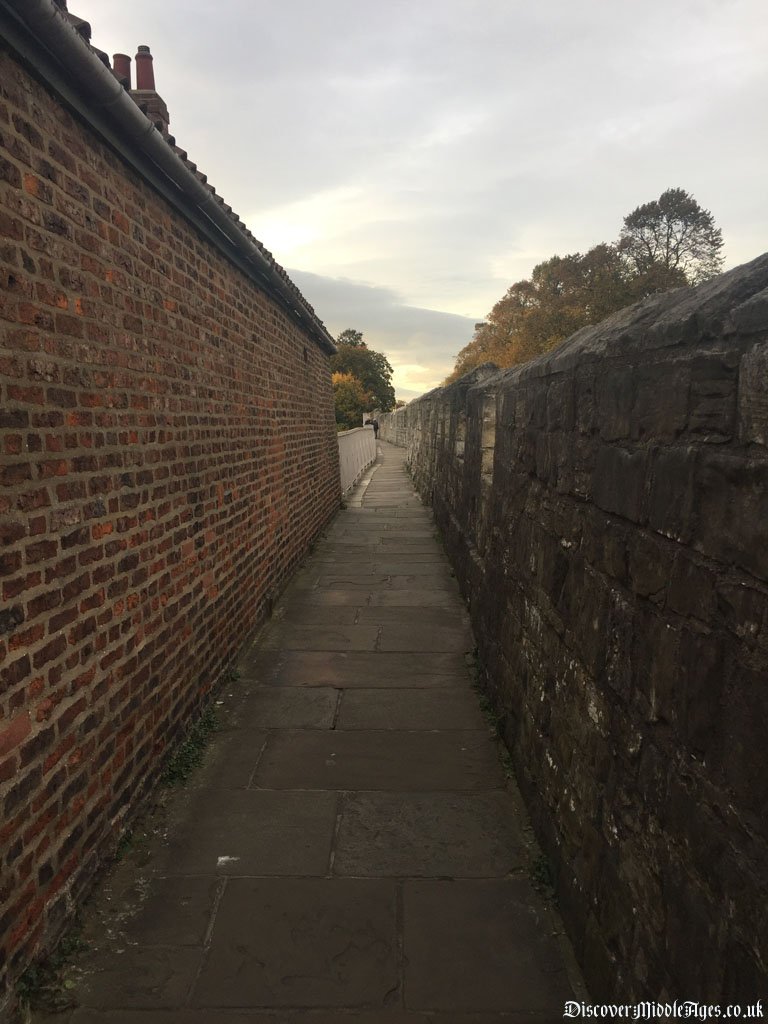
xmin=113 ymin=53 xmax=131 ymax=89
xmin=134 ymin=45 xmax=155 ymax=91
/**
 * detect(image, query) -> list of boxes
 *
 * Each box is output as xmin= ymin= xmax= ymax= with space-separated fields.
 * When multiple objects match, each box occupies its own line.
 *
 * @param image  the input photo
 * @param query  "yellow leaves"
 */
xmin=332 ymin=372 xmax=374 ymax=430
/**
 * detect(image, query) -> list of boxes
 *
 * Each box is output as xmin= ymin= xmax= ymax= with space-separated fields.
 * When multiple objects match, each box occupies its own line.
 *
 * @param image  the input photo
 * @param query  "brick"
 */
xmin=48 ymin=606 xmax=78 ymax=633
xmin=0 ymin=550 xmax=22 ymax=576
xmin=25 ymin=539 xmax=58 ymax=564
xmin=0 ymin=712 xmax=31 ymax=757
xmin=1 ymin=462 xmax=31 ymax=487
xmin=9 ymin=623 xmax=44 ymax=651
xmin=0 ymin=519 xmax=25 ymax=545
xmin=3 ymin=571 xmax=40 ymax=600
xmin=4 ymin=766 xmax=42 ymax=817
xmin=0 ymin=155 xmax=22 ymax=188
xmin=0 ymin=409 xmax=29 ymax=429
xmin=31 ymin=634 xmax=66 ymax=670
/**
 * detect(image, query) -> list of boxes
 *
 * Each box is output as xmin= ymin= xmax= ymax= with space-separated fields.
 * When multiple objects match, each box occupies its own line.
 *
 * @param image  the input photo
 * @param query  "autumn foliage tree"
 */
xmin=448 ymin=244 xmax=632 ymax=382
xmin=332 ymin=372 xmax=373 ymax=431
xmin=447 ymin=188 xmax=724 ymax=382
xmin=330 ymin=329 xmax=396 ymax=415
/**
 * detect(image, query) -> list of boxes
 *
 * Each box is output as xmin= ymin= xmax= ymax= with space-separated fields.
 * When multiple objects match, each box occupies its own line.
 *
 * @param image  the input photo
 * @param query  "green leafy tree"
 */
xmin=336 ymin=328 xmax=365 ymax=347
xmin=331 ymin=329 xmax=396 ymax=412
xmin=618 ymin=187 xmax=724 ymax=289
xmin=332 ymin=372 xmax=373 ymax=431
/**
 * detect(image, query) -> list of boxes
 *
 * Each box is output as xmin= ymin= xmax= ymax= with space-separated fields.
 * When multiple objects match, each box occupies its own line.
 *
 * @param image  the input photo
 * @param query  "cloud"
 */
xmin=73 ymin=0 xmax=768 ymax=390
xmin=288 ymin=271 xmax=477 ymax=399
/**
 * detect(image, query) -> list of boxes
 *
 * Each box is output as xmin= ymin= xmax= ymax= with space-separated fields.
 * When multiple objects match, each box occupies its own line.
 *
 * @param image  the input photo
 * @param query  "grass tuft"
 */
xmin=161 ymin=705 xmax=219 ymax=786
xmin=16 ymin=929 xmax=89 ymax=1013
xmin=531 ymin=853 xmax=556 ymax=899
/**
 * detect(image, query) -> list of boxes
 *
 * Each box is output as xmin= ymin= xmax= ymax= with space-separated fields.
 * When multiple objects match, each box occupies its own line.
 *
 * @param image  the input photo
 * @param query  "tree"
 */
xmin=445 ymin=244 xmax=635 ymax=383
xmin=618 ymin=187 xmax=724 ymax=289
xmin=331 ymin=329 xmax=396 ymax=412
xmin=336 ymin=328 xmax=365 ymax=347
xmin=446 ymin=187 xmax=726 ymax=383
xmin=332 ymin=372 xmax=372 ymax=431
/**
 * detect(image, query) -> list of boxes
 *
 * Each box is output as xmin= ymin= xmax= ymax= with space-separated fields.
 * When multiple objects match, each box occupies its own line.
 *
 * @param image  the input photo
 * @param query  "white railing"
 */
xmin=337 ymin=426 xmax=377 ymax=494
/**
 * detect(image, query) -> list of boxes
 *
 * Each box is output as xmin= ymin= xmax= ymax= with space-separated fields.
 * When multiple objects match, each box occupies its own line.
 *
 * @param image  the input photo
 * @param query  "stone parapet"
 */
xmin=378 ymin=255 xmax=768 ymax=1002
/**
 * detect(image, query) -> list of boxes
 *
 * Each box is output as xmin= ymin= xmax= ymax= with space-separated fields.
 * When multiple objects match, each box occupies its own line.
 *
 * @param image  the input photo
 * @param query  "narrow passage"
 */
xmin=42 ymin=442 xmax=583 ymax=1022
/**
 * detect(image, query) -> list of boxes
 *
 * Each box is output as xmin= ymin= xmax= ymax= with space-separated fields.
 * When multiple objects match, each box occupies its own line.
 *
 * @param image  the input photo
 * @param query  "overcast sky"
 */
xmin=72 ymin=0 xmax=767 ymax=401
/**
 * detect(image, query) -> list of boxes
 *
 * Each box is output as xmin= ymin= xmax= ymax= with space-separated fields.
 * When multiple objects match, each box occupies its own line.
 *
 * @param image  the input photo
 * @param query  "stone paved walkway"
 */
xmin=37 ymin=442 xmax=583 ymax=1023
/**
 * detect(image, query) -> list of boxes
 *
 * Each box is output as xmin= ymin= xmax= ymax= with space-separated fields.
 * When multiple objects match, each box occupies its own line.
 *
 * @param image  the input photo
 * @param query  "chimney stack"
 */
xmin=113 ymin=53 xmax=131 ymax=89
xmin=134 ymin=45 xmax=155 ymax=90
xmin=130 ymin=45 xmax=170 ymax=134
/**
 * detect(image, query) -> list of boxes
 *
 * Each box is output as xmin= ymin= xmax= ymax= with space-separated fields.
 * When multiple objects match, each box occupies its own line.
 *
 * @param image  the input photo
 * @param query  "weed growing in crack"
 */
xmin=161 ymin=705 xmax=219 ymax=786
xmin=469 ymin=652 xmax=515 ymax=779
xmin=531 ymin=854 xmax=556 ymax=900
xmin=16 ymin=929 xmax=89 ymax=1014
xmin=114 ymin=828 xmax=133 ymax=861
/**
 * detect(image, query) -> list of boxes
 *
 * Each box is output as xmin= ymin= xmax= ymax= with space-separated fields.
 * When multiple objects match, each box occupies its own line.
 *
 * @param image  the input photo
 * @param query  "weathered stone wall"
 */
xmin=0 ymin=42 xmax=339 ymax=1006
xmin=379 ymin=257 xmax=768 ymax=1002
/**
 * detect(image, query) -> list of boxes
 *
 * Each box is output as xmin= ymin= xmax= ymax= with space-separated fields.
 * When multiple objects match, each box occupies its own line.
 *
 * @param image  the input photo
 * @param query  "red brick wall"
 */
xmin=0 ymin=47 xmax=340 ymax=1004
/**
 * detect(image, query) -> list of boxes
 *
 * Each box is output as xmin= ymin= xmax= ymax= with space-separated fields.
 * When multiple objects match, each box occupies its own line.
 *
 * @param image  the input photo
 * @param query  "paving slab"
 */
xmin=192 ymin=878 xmax=397 ymax=1008
xmin=224 ymin=686 xmax=339 ymax=730
xmin=74 ymin=947 xmax=201 ymax=1010
xmin=314 ymin=553 xmax=447 ymax=565
xmin=252 ymin=730 xmax=504 ymax=791
xmin=259 ymin=622 xmax=470 ymax=654
xmin=153 ymin=789 xmax=338 ymax=876
xmin=183 ymin=730 xmax=268 ymax=789
xmin=377 ymin=622 xmax=472 ymax=653
xmin=241 ymin=650 xmax=471 ymax=687
xmin=293 ymin=588 xmax=461 ymax=609
xmin=379 ymin=536 xmax=446 ymax=547
xmin=91 ymin=876 xmax=220 ymax=947
xmin=403 ymin=879 xmax=574 ymax=1012
xmin=371 ymin=562 xmax=453 ymax=576
xmin=260 ymin=623 xmax=381 ymax=651
xmin=299 ymin=573 xmax=458 ymax=590
xmin=334 ymin=792 xmax=527 ymax=878
xmin=303 ymin=574 xmax=396 ymax=590
xmin=336 ymin=688 xmax=485 ymax=731
xmin=64 ymin=1013 xmax=562 ymax=1024
xmin=353 ymin=606 xmax=470 ymax=628
xmin=268 ymin=604 xmax=362 ymax=625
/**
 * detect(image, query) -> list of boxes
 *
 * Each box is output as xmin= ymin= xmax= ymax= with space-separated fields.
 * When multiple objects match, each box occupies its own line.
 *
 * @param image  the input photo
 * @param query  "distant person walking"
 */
xmin=372 ymin=418 xmax=379 ymax=440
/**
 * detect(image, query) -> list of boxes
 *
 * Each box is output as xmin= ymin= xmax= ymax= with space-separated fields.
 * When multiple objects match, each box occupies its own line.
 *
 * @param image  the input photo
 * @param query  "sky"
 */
xmin=72 ymin=0 xmax=768 ymax=401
